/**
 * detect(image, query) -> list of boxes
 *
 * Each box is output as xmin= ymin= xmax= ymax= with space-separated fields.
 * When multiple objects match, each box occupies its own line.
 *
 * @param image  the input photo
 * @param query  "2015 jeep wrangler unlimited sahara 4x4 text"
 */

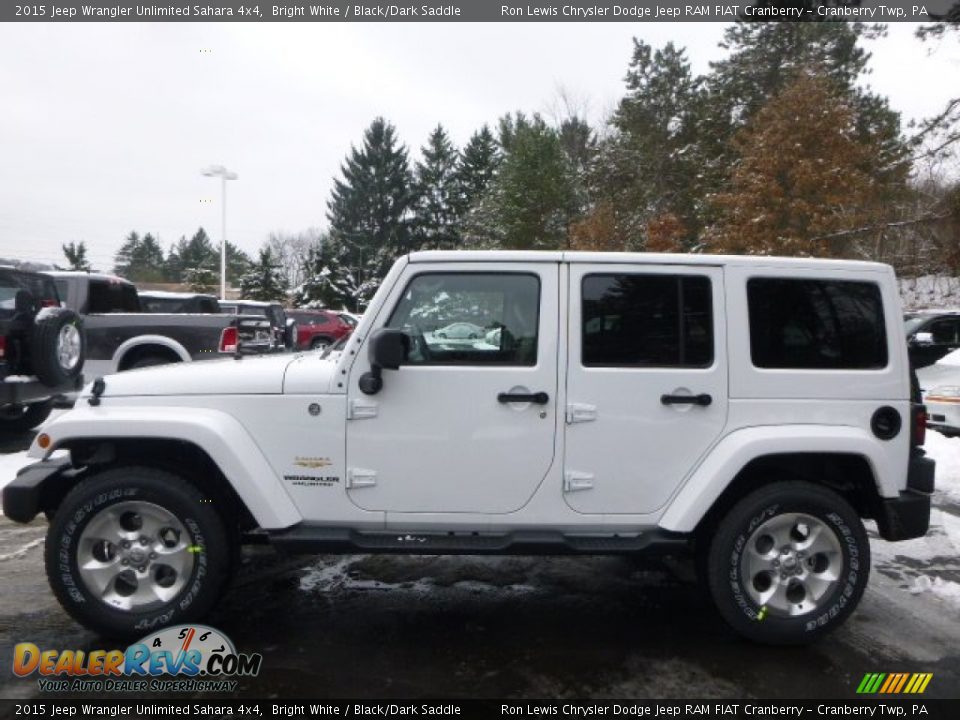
xmin=3 ymin=251 xmax=935 ymax=644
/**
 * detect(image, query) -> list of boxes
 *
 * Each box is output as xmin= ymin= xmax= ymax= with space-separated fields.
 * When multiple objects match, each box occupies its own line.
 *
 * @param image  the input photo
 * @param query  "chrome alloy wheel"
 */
xmin=740 ymin=512 xmax=844 ymax=617
xmin=57 ymin=323 xmax=82 ymax=371
xmin=76 ymin=501 xmax=195 ymax=612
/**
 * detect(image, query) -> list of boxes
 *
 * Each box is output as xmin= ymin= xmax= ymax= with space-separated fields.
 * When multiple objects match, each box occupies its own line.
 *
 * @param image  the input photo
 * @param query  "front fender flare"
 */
xmin=658 ymin=425 xmax=891 ymax=533
xmin=30 ymin=405 xmax=301 ymax=529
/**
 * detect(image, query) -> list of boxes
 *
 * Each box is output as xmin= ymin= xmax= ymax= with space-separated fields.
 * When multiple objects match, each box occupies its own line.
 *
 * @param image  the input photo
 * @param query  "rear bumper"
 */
xmin=875 ymin=455 xmax=935 ymax=541
xmin=1 ymin=457 xmax=74 ymax=524
xmin=0 ymin=375 xmax=83 ymax=407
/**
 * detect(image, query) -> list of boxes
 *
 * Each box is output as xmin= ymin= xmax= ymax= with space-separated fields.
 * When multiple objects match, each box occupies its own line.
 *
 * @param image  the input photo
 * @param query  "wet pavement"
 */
xmin=1 ymin=429 xmax=959 ymax=700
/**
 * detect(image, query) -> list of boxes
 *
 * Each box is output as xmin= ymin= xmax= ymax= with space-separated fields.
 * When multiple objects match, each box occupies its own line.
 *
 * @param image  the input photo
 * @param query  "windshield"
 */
xmin=904 ymin=317 xmax=927 ymax=336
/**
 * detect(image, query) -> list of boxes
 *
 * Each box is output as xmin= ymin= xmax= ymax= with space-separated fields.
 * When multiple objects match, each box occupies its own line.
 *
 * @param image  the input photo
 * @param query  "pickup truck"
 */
xmin=5 ymin=251 xmax=934 ymax=644
xmin=49 ymin=272 xmax=274 ymax=376
xmin=1 ymin=267 xmax=84 ymax=432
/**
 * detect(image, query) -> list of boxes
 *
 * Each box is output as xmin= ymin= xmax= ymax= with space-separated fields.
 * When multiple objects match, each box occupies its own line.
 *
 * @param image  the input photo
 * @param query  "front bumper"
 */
xmin=875 ymin=454 xmax=935 ymax=541
xmin=1 ymin=457 xmax=74 ymax=524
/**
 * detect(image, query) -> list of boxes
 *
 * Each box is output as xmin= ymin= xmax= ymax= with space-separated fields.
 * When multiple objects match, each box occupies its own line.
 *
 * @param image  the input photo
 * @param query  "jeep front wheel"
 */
xmin=706 ymin=482 xmax=869 ymax=644
xmin=45 ymin=467 xmax=232 ymax=638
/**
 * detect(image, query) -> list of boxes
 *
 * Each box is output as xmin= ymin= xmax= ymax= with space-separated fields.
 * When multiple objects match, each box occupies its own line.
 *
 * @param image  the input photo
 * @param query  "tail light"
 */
xmin=41 ymin=298 xmax=59 ymax=308
xmin=0 ymin=336 xmax=6 ymax=360
xmin=219 ymin=326 xmax=238 ymax=353
xmin=912 ymin=404 xmax=927 ymax=447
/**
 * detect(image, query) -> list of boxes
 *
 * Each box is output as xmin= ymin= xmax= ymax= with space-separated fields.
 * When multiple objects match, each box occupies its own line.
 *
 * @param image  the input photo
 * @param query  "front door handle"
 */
xmin=498 ymin=391 xmax=549 ymax=405
xmin=661 ymin=393 xmax=712 ymax=407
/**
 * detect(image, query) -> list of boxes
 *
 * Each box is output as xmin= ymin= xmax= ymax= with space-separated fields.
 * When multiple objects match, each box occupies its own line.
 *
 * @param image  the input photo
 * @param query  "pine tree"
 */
xmin=225 ymin=241 xmax=253 ymax=283
xmin=469 ymin=113 xmax=578 ymax=250
xmin=183 ymin=268 xmax=218 ymax=294
xmin=166 ymin=228 xmax=218 ymax=282
xmin=455 ymin=126 xmax=500 ymax=216
xmin=240 ymin=246 xmax=288 ymax=302
xmin=413 ymin=125 xmax=461 ymax=250
xmin=586 ymin=40 xmax=703 ymax=251
xmin=707 ymin=72 xmax=887 ymax=258
xmin=326 ymin=117 xmax=414 ymax=293
xmin=114 ymin=231 xmax=166 ymax=281
xmin=62 ymin=241 xmax=92 ymax=271
xmin=294 ymin=238 xmax=379 ymax=312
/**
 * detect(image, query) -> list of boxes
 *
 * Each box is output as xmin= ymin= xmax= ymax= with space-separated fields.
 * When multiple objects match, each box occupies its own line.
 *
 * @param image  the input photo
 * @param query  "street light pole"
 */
xmin=201 ymin=165 xmax=238 ymax=299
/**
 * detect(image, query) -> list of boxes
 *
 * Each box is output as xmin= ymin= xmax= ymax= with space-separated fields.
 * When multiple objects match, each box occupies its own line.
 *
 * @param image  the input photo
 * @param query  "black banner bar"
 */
xmin=2 ymin=700 xmax=960 ymax=720
xmin=2 ymin=1 xmax=958 ymax=23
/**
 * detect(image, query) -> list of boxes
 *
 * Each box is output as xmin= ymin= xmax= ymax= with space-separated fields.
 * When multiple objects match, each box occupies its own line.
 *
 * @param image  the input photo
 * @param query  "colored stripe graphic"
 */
xmin=857 ymin=673 xmax=932 ymax=694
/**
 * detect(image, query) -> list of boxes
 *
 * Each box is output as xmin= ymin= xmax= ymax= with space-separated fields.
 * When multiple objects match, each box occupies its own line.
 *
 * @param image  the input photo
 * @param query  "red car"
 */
xmin=288 ymin=309 xmax=354 ymax=351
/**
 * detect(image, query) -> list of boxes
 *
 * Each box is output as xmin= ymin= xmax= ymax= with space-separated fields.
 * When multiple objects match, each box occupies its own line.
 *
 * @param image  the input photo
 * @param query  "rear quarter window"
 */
xmin=88 ymin=279 xmax=140 ymax=313
xmin=747 ymin=277 xmax=888 ymax=370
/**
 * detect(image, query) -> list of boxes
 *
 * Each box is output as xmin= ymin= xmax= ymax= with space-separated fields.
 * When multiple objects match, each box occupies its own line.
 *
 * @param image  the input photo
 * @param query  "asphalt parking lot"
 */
xmin=1 ymin=428 xmax=959 ymax=701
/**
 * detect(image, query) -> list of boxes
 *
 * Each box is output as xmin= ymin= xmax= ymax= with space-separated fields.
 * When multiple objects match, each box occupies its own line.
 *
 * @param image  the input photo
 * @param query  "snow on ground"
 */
xmin=900 ymin=275 xmax=960 ymax=310
xmin=926 ymin=430 xmax=960 ymax=508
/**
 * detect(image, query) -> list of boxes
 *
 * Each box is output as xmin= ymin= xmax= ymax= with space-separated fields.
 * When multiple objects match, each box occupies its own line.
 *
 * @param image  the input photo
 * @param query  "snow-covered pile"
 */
xmin=926 ymin=430 xmax=960 ymax=508
xmin=900 ymin=275 xmax=960 ymax=311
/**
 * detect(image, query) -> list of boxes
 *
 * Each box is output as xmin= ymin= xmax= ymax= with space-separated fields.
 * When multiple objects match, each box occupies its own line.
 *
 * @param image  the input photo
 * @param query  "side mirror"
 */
xmin=359 ymin=328 xmax=410 ymax=395
xmin=912 ymin=331 xmax=934 ymax=346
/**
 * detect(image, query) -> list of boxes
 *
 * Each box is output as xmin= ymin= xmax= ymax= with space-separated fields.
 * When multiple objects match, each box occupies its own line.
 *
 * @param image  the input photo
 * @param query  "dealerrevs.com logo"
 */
xmin=13 ymin=625 xmax=262 ymax=693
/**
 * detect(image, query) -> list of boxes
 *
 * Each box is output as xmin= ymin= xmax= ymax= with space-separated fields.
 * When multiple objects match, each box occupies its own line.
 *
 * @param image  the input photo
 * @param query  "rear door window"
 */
xmin=581 ymin=273 xmax=713 ymax=367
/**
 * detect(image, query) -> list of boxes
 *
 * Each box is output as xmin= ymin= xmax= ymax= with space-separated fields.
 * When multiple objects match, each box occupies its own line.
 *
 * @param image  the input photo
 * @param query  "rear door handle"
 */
xmin=498 ymin=392 xmax=549 ymax=405
xmin=661 ymin=393 xmax=712 ymax=407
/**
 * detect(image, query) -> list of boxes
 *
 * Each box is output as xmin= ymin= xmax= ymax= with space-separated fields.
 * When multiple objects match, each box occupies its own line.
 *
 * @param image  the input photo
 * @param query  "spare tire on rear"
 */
xmin=31 ymin=308 xmax=85 ymax=386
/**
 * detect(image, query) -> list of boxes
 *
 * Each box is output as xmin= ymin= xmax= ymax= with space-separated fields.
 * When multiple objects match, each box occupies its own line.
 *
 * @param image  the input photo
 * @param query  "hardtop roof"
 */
xmin=407 ymin=250 xmax=892 ymax=273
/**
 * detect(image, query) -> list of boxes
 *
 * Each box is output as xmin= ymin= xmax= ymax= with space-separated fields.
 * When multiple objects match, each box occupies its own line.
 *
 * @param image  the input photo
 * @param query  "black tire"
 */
xmin=45 ymin=467 xmax=232 ymax=639
xmin=310 ymin=336 xmax=333 ymax=351
xmin=706 ymin=482 xmax=869 ymax=645
xmin=31 ymin=308 xmax=84 ymax=386
xmin=0 ymin=400 xmax=53 ymax=433
xmin=127 ymin=355 xmax=178 ymax=370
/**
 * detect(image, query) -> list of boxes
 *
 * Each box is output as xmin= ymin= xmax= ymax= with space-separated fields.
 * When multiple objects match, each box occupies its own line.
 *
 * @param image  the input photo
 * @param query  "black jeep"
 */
xmin=0 ymin=267 xmax=85 ymax=433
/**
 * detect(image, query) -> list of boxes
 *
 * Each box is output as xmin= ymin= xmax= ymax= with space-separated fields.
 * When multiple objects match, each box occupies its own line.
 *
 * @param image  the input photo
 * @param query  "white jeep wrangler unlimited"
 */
xmin=3 ymin=251 xmax=934 ymax=644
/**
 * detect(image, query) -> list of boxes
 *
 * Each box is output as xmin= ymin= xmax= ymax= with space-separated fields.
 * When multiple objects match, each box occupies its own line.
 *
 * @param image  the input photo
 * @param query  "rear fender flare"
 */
xmin=112 ymin=336 xmax=191 ymax=372
xmin=658 ymin=425 xmax=890 ymax=533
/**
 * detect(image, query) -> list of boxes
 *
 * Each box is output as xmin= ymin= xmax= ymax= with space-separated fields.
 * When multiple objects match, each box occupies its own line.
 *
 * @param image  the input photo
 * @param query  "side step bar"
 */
xmin=268 ymin=526 xmax=690 ymax=556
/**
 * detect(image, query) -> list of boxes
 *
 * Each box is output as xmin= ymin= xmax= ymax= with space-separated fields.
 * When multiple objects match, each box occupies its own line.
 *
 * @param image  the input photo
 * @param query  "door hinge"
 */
xmin=347 ymin=467 xmax=378 ymax=488
xmin=565 ymin=403 xmax=598 ymax=424
xmin=564 ymin=470 xmax=595 ymax=492
xmin=348 ymin=399 xmax=379 ymax=420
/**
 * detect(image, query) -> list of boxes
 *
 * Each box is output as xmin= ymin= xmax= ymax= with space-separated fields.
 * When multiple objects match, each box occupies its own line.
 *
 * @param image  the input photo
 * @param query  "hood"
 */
xmin=86 ymin=353 xmax=300 ymax=397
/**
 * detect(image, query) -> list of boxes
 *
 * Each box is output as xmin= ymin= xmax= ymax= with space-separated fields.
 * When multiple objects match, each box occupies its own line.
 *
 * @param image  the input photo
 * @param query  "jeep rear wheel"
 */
xmin=0 ymin=400 xmax=53 ymax=433
xmin=706 ymin=482 xmax=869 ymax=644
xmin=45 ymin=467 xmax=232 ymax=638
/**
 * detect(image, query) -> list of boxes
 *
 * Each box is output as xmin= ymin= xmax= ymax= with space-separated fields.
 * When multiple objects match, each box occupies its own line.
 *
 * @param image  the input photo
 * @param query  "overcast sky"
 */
xmin=1 ymin=22 xmax=957 ymax=271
